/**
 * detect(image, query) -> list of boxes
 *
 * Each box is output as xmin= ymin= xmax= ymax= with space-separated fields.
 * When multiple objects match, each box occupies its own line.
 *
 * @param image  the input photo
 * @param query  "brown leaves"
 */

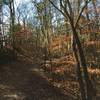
xmin=49 ymin=35 xmax=71 ymax=52
xmin=85 ymin=41 xmax=100 ymax=48
xmin=88 ymin=68 xmax=100 ymax=75
xmin=15 ymin=28 xmax=32 ymax=39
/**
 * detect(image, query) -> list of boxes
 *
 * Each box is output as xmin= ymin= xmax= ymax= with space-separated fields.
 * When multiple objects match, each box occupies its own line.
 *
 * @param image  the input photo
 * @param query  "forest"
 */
xmin=0 ymin=0 xmax=100 ymax=100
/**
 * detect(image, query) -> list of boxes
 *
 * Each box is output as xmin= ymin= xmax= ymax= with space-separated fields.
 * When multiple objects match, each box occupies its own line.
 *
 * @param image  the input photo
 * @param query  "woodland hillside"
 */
xmin=0 ymin=0 xmax=100 ymax=100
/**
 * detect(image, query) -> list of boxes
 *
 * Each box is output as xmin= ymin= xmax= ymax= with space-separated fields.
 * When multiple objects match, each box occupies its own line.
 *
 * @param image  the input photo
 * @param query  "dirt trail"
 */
xmin=0 ymin=61 xmax=74 ymax=100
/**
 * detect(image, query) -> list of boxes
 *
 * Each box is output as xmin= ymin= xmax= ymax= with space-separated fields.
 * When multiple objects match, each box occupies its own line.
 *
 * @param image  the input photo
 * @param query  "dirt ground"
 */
xmin=0 ymin=60 xmax=74 ymax=100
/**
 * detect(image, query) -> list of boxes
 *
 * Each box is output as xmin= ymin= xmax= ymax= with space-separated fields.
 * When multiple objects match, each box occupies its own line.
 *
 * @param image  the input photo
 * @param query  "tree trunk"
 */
xmin=73 ymin=38 xmax=86 ymax=100
xmin=9 ymin=0 xmax=16 ymax=58
xmin=71 ymin=24 xmax=95 ymax=100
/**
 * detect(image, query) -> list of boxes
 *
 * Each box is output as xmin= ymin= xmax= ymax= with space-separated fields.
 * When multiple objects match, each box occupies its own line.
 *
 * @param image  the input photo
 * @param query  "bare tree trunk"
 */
xmin=71 ymin=24 xmax=95 ymax=100
xmin=73 ymin=38 xmax=86 ymax=100
xmin=9 ymin=0 xmax=16 ymax=58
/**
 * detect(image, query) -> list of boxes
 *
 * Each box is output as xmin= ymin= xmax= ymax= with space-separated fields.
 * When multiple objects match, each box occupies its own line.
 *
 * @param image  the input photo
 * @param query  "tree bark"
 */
xmin=73 ymin=38 xmax=86 ymax=100
xmin=71 ymin=24 xmax=95 ymax=100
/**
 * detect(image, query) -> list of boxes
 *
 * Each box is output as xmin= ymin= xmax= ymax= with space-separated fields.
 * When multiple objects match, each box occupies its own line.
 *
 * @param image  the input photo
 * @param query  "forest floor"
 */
xmin=0 ymin=60 xmax=75 ymax=100
xmin=0 ymin=48 xmax=100 ymax=100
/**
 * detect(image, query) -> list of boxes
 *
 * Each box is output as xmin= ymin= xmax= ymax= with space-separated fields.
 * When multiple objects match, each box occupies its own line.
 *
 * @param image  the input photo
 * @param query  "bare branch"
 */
xmin=67 ymin=0 xmax=73 ymax=16
xmin=49 ymin=0 xmax=74 ymax=25
xmin=48 ymin=0 xmax=68 ymax=18
xmin=75 ymin=0 xmax=90 ymax=28
xmin=59 ymin=0 xmax=70 ymax=19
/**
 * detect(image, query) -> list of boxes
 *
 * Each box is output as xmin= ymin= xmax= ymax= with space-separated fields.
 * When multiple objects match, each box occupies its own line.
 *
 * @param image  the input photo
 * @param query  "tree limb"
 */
xmin=48 ymin=0 xmax=68 ymax=18
xmin=75 ymin=0 xmax=90 ymax=28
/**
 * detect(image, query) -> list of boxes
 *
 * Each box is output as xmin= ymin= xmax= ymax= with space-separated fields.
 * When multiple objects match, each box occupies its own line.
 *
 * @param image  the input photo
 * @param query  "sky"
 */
xmin=3 ymin=0 xmax=100 ymax=24
xmin=15 ymin=0 xmax=21 ymax=4
xmin=15 ymin=0 xmax=30 ymax=6
xmin=3 ymin=0 xmax=32 ymax=20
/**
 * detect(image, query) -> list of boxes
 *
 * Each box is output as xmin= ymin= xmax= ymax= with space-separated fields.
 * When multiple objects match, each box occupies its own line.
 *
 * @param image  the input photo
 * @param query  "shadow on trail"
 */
xmin=0 ymin=60 xmax=74 ymax=100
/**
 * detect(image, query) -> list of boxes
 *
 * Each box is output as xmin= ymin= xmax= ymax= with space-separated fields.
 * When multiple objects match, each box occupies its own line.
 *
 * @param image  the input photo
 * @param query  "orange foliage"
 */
xmin=88 ymin=68 xmax=100 ymax=76
xmin=85 ymin=41 xmax=100 ymax=47
xmin=15 ymin=28 xmax=32 ymax=39
xmin=54 ymin=67 xmax=66 ymax=74
xmin=49 ymin=35 xmax=71 ymax=51
xmin=81 ymin=28 xmax=100 ymax=34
